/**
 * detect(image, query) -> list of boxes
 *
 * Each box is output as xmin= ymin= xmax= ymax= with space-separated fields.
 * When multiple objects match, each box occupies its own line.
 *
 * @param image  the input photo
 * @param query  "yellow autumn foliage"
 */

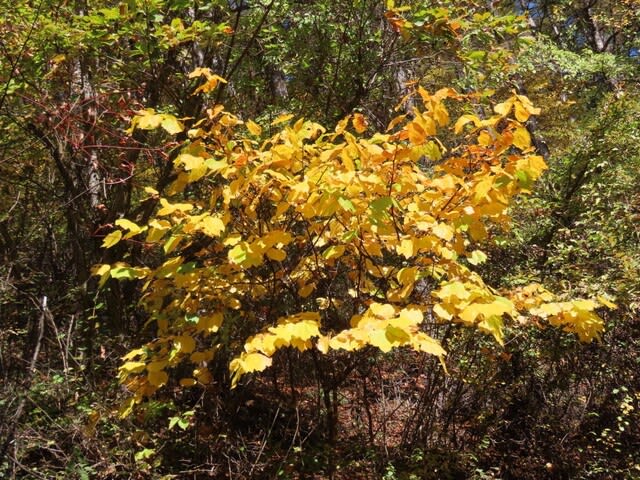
xmin=98 ymin=81 xmax=614 ymax=415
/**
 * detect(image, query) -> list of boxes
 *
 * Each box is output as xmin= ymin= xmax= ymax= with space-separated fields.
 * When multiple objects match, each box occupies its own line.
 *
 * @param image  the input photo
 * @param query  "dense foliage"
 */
xmin=1 ymin=0 xmax=638 ymax=478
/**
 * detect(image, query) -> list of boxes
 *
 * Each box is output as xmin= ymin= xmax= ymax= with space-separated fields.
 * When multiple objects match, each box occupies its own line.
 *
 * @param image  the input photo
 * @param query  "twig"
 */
xmin=248 ymin=406 xmax=280 ymax=477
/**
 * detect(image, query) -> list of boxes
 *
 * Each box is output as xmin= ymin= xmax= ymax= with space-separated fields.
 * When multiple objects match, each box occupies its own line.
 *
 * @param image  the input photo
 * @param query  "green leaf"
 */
xmin=370 ymin=197 xmax=393 ymax=212
xmin=515 ymin=170 xmax=532 ymax=189
xmin=338 ymin=196 xmax=356 ymax=212
xmin=110 ymin=266 xmax=147 ymax=280
xmin=134 ymin=448 xmax=155 ymax=462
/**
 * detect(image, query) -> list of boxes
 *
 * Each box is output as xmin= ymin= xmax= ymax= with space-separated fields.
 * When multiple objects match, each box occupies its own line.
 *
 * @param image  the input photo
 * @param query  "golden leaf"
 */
xmin=272 ymin=113 xmax=294 ymax=125
xmin=120 ymin=361 xmax=146 ymax=374
xmin=266 ymin=248 xmax=286 ymax=261
xmin=199 ymin=215 xmax=225 ymax=237
xmin=242 ymin=352 xmax=272 ymax=373
xmin=352 ymin=113 xmax=368 ymax=133
xmin=176 ymin=153 xmax=205 ymax=171
xmin=148 ymin=370 xmax=169 ymax=387
xmin=397 ymin=238 xmax=415 ymax=259
xmin=370 ymin=303 xmax=396 ymax=319
xmin=175 ymin=335 xmax=196 ymax=354
xmin=411 ymin=332 xmax=446 ymax=356
xmin=512 ymin=127 xmax=531 ymax=150
xmin=246 ymin=119 xmax=262 ymax=136
xmin=454 ymin=114 xmax=480 ymax=134
xmin=102 ymin=230 xmax=122 ymax=248
xmin=316 ymin=335 xmax=330 ymax=354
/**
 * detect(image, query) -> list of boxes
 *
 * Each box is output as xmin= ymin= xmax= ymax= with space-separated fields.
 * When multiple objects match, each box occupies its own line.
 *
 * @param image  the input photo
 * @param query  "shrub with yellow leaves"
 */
xmin=93 ymin=75 xmax=614 ymax=416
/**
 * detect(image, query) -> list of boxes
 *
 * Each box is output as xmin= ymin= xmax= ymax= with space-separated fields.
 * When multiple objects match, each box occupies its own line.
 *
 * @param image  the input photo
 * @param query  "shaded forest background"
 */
xmin=1 ymin=0 xmax=639 ymax=478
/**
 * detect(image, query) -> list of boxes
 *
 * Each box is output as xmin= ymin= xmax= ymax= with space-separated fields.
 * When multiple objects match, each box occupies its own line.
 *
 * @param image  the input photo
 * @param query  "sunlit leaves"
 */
xmin=188 ymin=68 xmax=227 ymax=94
xmin=128 ymin=109 xmax=185 ymax=135
xmin=530 ymin=299 xmax=607 ymax=343
xmin=102 ymin=230 xmax=122 ymax=248
xmin=99 ymin=89 xmax=608 ymax=412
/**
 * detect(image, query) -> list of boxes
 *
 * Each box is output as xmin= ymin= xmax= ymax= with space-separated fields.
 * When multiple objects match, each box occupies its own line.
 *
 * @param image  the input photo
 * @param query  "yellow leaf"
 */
xmin=102 ymin=230 xmax=122 ymax=248
xmin=179 ymin=378 xmax=197 ymax=387
xmin=147 ymin=360 xmax=168 ymax=372
xmin=244 ymin=352 xmax=273 ymax=371
xmin=175 ymin=335 xmax=196 ymax=354
xmin=190 ymin=350 xmax=215 ymax=362
xmin=512 ymin=127 xmax=531 ymax=150
xmin=155 ymin=256 xmax=183 ymax=278
xmin=399 ymin=307 xmax=423 ymax=324
xmin=194 ymin=367 xmax=212 ymax=384
xmin=477 ymin=131 xmax=492 ymax=146
xmin=432 ymin=102 xmax=449 ymax=126
xmin=454 ymin=114 xmax=480 ymax=134
xmin=385 ymin=325 xmax=411 ymax=344
xmin=407 ymin=121 xmax=427 ymax=144
xmin=397 ymin=267 xmax=418 ymax=286
xmin=131 ymin=109 xmax=162 ymax=131
xmin=193 ymin=75 xmax=227 ymax=94
xmin=435 ymin=281 xmax=470 ymax=302
xmin=228 ymin=243 xmax=248 ymax=264
xmin=411 ymin=332 xmax=446 ymax=356
xmin=176 ymin=153 xmax=205 ymax=170
xmin=233 ymin=352 xmax=272 ymax=379
xmin=262 ymin=230 xmax=294 ymax=247
xmin=146 ymin=219 xmax=171 ymax=244
xmin=477 ymin=315 xmax=505 ymax=345
xmin=92 ymin=264 xmax=111 ymax=287
xmin=148 ymin=370 xmax=169 ymax=387
xmin=531 ymin=302 xmax=563 ymax=317
xmin=369 ymin=329 xmax=394 ymax=353
xmin=322 ymin=245 xmax=346 ymax=260
xmin=596 ymin=295 xmax=617 ymax=310
xmin=197 ymin=313 xmax=223 ymax=333
xmin=157 ymin=198 xmax=193 ymax=216
xmin=188 ymin=67 xmax=213 ymax=78
xmin=514 ymin=103 xmax=528 ymax=122
xmin=370 ymin=303 xmax=396 ymax=319
xmin=467 ymin=250 xmax=487 ymax=265
xmin=459 ymin=300 xmax=514 ymax=324
xmin=246 ymin=119 xmax=262 ymax=136
xmin=433 ymin=303 xmax=453 ymax=320
xmin=163 ymin=234 xmax=182 ymax=255
xmin=122 ymin=348 xmax=145 ymax=361
xmin=397 ymin=238 xmax=415 ymax=259
xmin=118 ymin=397 xmax=136 ymax=419
xmin=521 ymin=155 xmax=547 ymax=179
xmin=494 ymin=99 xmax=513 ymax=116
xmin=432 ymin=223 xmax=453 ymax=241
xmin=199 ymin=215 xmax=225 ymax=236
xmin=272 ymin=113 xmax=294 ymax=125
xmin=160 ymin=114 xmax=184 ymax=134
xmin=352 ymin=113 xmax=368 ymax=133
xmin=115 ymin=218 xmax=142 ymax=233
xmin=120 ymin=361 xmax=146 ymax=374
xmin=266 ymin=248 xmax=286 ymax=261
xmin=469 ymin=221 xmax=487 ymax=241
xmin=316 ymin=335 xmax=330 ymax=354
